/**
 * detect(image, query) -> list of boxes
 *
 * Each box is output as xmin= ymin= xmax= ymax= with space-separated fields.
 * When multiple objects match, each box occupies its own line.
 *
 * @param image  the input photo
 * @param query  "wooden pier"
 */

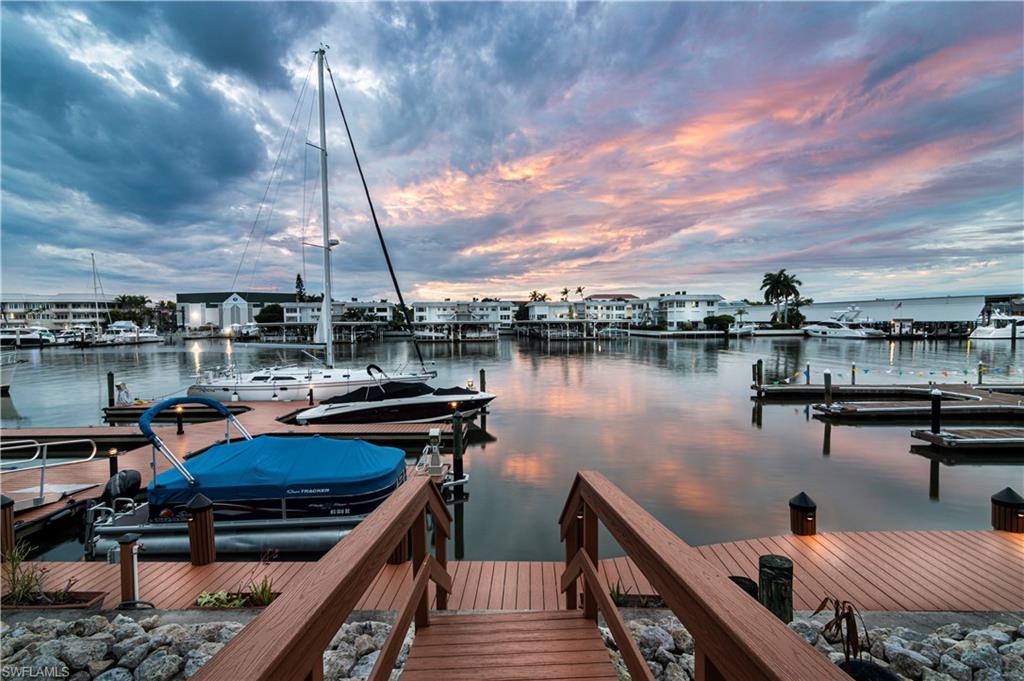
xmin=912 ymin=428 xmax=1024 ymax=449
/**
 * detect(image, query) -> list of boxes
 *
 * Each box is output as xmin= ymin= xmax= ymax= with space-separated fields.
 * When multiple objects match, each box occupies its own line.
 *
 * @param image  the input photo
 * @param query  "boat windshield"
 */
xmin=323 ymin=381 xmax=436 ymax=404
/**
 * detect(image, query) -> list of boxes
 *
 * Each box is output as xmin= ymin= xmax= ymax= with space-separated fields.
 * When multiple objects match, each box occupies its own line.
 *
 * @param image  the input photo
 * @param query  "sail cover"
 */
xmin=148 ymin=435 xmax=405 ymax=506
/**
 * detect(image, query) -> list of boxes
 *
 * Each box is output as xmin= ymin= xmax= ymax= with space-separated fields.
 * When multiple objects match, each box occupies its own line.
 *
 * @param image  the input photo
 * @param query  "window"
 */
xmin=692 ymin=301 xmax=700 ymax=308
xmin=206 ymin=303 xmax=219 ymax=309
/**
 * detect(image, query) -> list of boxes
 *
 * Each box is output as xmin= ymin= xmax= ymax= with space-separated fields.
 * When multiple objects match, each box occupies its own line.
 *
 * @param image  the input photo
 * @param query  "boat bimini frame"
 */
xmin=139 ymin=396 xmax=253 ymax=485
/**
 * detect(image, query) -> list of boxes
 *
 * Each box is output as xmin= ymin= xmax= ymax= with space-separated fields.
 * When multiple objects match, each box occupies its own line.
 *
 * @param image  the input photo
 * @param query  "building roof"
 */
xmin=176 ymin=292 xmax=296 ymax=304
xmin=585 ymin=293 xmax=638 ymax=300
xmin=720 ymin=293 xmax=1019 ymax=323
xmin=1 ymin=292 xmax=119 ymax=303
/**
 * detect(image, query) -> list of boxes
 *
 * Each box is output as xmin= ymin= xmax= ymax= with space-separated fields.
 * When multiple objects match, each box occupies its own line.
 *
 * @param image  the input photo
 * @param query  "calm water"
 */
xmin=2 ymin=337 xmax=1022 ymax=560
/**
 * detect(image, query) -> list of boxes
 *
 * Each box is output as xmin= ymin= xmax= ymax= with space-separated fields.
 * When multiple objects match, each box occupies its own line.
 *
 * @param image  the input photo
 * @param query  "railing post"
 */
xmin=434 ymin=508 xmax=448 ymax=611
xmin=695 ymin=648 xmax=727 ymax=681
xmin=118 ymin=533 xmax=141 ymax=605
xmin=758 ymin=555 xmax=793 ymax=623
xmin=564 ymin=513 xmax=579 ymax=610
xmin=582 ymin=502 xmax=598 ymax=620
xmin=412 ymin=508 xmax=429 ymax=628
xmin=1 ymin=495 xmax=14 ymax=559
xmin=452 ymin=411 xmax=464 ymax=492
xmin=930 ymin=389 xmax=942 ymax=434
xmin=186 ymin=493 xmax=216 ymax=566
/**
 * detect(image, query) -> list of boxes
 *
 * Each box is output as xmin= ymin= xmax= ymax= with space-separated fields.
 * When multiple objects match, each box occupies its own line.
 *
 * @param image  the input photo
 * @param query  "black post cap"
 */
xmin=185 ymin=493 xmax=213 ymax=512
xmin=1 ymin=495 xmax=13 ymax=509
xmin=117 ymin=533 xmax=142 ymax=545
xmin=992 ymin=487 xmax=1024 ymax=509
xmin=788 ymin=492 xmax=816 ymax=511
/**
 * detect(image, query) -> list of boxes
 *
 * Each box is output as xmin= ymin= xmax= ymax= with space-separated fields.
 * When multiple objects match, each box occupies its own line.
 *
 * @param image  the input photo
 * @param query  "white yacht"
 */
xmin=969 ymin=312 xmax=1024 ymax=340
xmin=0 ymin=328 xmax=43 ymax=347
xmin=802 ymin=320 xmax=867 ymax=339
xmin=727 ymin=322 xmax=756 ymax=336
xmin=187 ymin=48 xmax=434 ymax=402
xmin=27 ymin=327 xmax=57 ymax=345
xmin=101 ymin=321 xmax=163 ymax=345
xmin=834 ymin=306 xmax=886 ymax=338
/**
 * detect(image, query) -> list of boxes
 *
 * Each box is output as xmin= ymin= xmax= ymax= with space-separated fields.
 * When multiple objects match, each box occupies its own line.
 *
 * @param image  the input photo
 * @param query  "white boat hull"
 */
xmin=188 ymin=370 xmax=434 ymax=402
xmin=969 ymin=326 xmax=1024 ymax=340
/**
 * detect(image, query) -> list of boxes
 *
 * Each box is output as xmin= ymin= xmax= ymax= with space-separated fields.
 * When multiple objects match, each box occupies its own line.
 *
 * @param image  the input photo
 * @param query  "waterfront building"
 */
xmin=526 ymin=292 xmax=722 ymax=329
xmin=650 ymin=292 xmax=723 ymax=329
xmin=412 ymin=300 xmax=515 ymax=327
xmin=0 ymin=292 xmax=119 ymax=329
xmin=176 ymin=292 xmax=296 ymax=330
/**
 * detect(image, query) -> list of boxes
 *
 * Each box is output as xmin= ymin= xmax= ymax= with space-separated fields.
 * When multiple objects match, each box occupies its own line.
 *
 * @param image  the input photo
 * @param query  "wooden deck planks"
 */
xmin=4 ymin=531 xmax=1020 ymax=612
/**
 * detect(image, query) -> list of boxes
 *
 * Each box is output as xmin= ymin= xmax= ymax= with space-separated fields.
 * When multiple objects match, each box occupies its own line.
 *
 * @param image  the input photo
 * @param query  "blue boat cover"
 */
xmin=147 ymin=435 xmax=406 ymax=506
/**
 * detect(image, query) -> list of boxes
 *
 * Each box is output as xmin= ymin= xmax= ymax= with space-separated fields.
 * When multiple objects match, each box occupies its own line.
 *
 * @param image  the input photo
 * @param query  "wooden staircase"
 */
xmin=402 ymin=610 xmax=618 ymax=681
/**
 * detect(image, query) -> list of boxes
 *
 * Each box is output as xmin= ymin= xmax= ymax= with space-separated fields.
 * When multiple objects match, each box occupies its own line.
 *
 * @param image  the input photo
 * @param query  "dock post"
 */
xmin=805 ymin=362 xmax=810 ymax=385
xmin=823 ymin=370 xmax=832 ymax=405
xmin=822 ymin=423 xmax=831 ymax=456
xmin=758 ymin=554 xmax=794 ymax=623
xmin=118 ymin=533 xmax=142 ymax=605
xmin=175 ymin=405 xmax=184 ymax=435
xmin=1013 ymin=320 xmax=1019 ymax=349
xmin=1 ymin=495 xmax=14 ymax=559
xmin=107 ymin=371 xmax=115 ymax=408
xmin=756 ymin=359 xmax=764 ymax=387
xmin=788 ymin=492 xmax=816 ymax=535
xmin=930 ymin=389 xmax=942 ymax=434
xmin=452 ymin=411 xmax=465 ymax=493
xmin=978 ymin=361 xmax=984 ymax=385
xmin=185 ymin=494 xmax=216 ymax=565
xmin=479 ymin=368 xmax=486 ymax=393
xmin=851 ymin=362 xmax=856 ymax=385
xmin=108 ymin=448 xmax=119 ymax=477
xmin=929 ymin=461 xmax=940 ymax=500
xmin=991 ymin=487 xmax=1024 ymax=533
xmin=752 ymin=362 xmax=757 ymax=385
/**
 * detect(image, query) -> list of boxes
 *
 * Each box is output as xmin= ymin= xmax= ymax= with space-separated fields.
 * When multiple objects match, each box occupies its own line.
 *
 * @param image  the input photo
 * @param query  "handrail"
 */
xmin=0 ymin=440 xmax=42 ymax=467
xmin=559 ymin=471 xmax=848 ymax=681
xmin=0 ymin=439 xmax=98 ymax=502
xmin=561 ymin=548 xmax=654 ymax=681
xmin=192 ymin=475 xmax=451 ymax=681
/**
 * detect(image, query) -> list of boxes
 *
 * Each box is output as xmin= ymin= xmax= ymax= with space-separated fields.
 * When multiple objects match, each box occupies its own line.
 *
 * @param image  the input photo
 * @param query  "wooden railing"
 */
xmin=192 ymin=475 xmax=452 ymax=681
xmin=559 ymin=471 xmax=849 ymax=681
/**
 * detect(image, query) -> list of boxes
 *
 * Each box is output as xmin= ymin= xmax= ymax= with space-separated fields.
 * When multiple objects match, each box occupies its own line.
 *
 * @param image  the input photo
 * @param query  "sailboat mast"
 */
xmin=91 ymin=253 xmax=99 ymax=331
xmin=316 ymin=47 xmax=335 ymax=368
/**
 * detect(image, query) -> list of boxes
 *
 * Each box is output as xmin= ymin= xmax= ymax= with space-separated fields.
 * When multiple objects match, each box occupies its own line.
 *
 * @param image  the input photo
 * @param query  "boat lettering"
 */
xmin=286 ymin=487 xmax=330 ymax=494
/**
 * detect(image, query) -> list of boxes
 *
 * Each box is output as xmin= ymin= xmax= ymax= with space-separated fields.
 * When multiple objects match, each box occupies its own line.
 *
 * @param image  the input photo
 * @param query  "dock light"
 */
xmin=575 ymin=508 xmax=584 ymax=520
xmin=467 ymin=379 xmax=474 ymax=389
xmin=427 ymin=427 xmax=443 ymax=476
xmin=789 ymin=492 xmax=817 ymax=536
xmin=449 ymin=401 xmax=459 ymax=409
xmin=175 ymin=405 xmax=184 ymax=435
xmin=107 ymin=448 xmax=119 ymax=476
xmin=991 ymin=487 xmax=1024 ymax=533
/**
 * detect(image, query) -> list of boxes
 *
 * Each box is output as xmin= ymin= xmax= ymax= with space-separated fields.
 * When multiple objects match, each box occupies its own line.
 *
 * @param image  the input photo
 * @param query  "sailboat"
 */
xmin=187 ymin=48 xmax=434 ymax=402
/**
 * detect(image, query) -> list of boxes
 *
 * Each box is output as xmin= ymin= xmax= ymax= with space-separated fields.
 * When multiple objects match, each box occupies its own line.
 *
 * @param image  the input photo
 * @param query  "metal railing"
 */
xmin=0 ymin=438 xmax=99 ymax=503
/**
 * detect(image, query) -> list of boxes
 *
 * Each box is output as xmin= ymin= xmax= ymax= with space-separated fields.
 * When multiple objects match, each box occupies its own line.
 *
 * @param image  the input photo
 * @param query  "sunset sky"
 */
xmin=2 ymin=2 xmax=1022 ymax=303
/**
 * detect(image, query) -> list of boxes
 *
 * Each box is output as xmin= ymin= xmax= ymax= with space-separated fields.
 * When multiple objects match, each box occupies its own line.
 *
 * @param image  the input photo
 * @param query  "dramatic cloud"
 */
xmin=2 ymin=2 xmax=1021 ymax=302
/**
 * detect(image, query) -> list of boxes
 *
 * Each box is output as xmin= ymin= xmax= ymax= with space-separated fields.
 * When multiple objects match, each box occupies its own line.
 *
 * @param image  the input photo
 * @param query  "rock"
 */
xmin=186 ymin=623 xmax=225 ymax=643
xmin=894 ymin=627 xmax=929 ymax=643
xmin=909 ymin=642 xmax=943 ymax=666
xmin=57 ymin=616 xmax=109 ymax=638
xmin=921 ymin=671 xmax=957 ymax=681
xmin=216 ymin=622 xmax=244 ymax=642
xmin=645 ymin=660 xmax=663 ymax=679
xmin=349 ymin=650 xmax=380 ymax=680
xmin=608 ymin=649 xmax=629 ymax=681
xmin=1004 ymin=654 xmax=1024 ymax=681
xmin=68 ymin=672 xmax=92 ymax=681
xmin=61 ymin=637 xmax=110 ymax=670
xmin=96 ymin=669 xmax=134 ymax=681
xmin=654 ymin=646 xmax=677 ymax=666
xmin=934 ymin=624 xmax=966 ymax=640
xmin=5 ymin=632 xmax=44 ymax=654
xmin=947 ymin=641 xmax=978 ymax=661
xmin=1019 ymin=623 xmax=1024 ymax=639
xmin=195 ymin=642 xmax=224 ymax=657
xmin=667 ymin=623 xmax=694 ymax=654
xmin=636 ymin=625 xmax=673 ymax=655
xmin=183 ymin=654 xmax=211 ymax=679
xmin=939 ymin=655 xmax=972 ymax=681
xmin=967 ymin=631 xmax=1012 ymax=647
xmin=598 ymin=626 xmax=616 ymax=651
xmin=36 ymin=639 xmax=63 ymax=658
xmin=138 ymin=616 xmax=161 ymax=631
xmin=888 ymin=646 xmax=934 ymax=679
xmin=961 ymin=644 xmax=1001 ymax=672
xmin=972 ymin=671 xmax=1004 ymax=681
xmin=989 ymin=623 xmax=1018 ymax=638
xmin=120 ymin=642 xmax=154 ymax=670
xmin=1000 ymin=641 xmax=1024 ymax=656
xmin=353 ymin=634 xmax=377 ymax=658
xmin=29 ymin=654 xmax=69 ymax=677
xmin=24 ymin=617 xmax=63 ymax=636
xmin=114 ymin=623 xmax=147 ymax=642
xmin=89 ymin=660 xmax=116 ymax=676
xmin=134 ymin=650 xmax=183 ymax=681
xmin=676 ymin=653 xmax=695 ymax=678
xmin=112 ymin=615 xmax=137 ymax=628
xmin=149 ymin=624 xmax=190 ymax=647
xmin=789 ymin=619 xmax=820 ymax=645
xmin=815 ymin=639 xmax=836 ymax=655
xmin=323 ymin=650 xmax=356 ymax=681
xmin=171 ymin=637 xmax=204 ymax=658
xmin=663 ymin=661 xmax=690 ymax=681
xmin=884 ymin=636 xmax=912 ymax=661
xmin=115 ymin=635 xmax=153 ymax=659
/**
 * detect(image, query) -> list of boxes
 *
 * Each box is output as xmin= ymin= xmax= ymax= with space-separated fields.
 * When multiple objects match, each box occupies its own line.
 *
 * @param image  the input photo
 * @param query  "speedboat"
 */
xmin=86 ymin=396 xmax=409 ymax=558
xmin=727 ymin=322 xmax=755 ymax=336
xmin=0 ymin=328 xmax=43 ymax=348
xmin=969 ymin=312 xmax=1024 ymax=340
xmin=188 ymin=362 xmax=434 ymax=402
xmin=27 ymin=327 xmax=57 ymax=345
xmin=802 ymin=320 xmax=866 ymax=338
xmin=103 ymin=321 xmax=163 ymax=345
xmin=295 ymin=381 xmax=496 ymax=424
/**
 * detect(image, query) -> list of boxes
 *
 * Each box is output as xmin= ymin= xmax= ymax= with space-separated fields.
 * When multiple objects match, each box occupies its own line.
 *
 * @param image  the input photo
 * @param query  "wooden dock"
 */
xmin=754 ymin=382 xmax=1024 ymax=403
xmin=911 ymin=428 xmax=1024 ymax=449
xmin=5 ymin=530 xmax=1020 ymax=612
xmin=0 ymin=401 xmax=454 ymax=533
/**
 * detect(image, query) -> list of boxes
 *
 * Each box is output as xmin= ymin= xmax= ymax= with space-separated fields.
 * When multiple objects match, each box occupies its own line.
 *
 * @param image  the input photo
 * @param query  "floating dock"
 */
xmin=911 ymin=428 xmax=1024 ymax=449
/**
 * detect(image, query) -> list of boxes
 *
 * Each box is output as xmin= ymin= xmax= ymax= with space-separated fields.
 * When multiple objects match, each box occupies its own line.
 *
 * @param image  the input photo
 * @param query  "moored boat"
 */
xmin=295 ymin=381 xmax=496 ymax=424
xmin=969 ymin=312 xmax=1024 ymax=340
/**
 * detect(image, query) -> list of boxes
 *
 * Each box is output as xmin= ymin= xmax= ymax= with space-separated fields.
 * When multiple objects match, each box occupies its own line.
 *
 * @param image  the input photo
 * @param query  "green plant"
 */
xmin=609 ymin=579 xmax=632 ymax=606
xmin=3 ymin=541 xmax=44 ymax=605
xmin=197 ymin=590 xmax=248 ymax=608
xmin=246 ymin=575 xmax=275 ymax=607
xmin=44 ymin=577 xmax=78 ymax=605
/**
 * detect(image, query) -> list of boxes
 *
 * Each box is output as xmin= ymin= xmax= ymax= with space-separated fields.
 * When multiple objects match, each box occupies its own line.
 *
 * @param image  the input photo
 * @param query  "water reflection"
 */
xmin=2 ymin=337 xmax=1022 ymax=560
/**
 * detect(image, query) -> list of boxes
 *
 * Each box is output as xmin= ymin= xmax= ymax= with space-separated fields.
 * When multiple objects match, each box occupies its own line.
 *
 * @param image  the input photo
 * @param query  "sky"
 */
xmin=1 ymin=2 xmax=1022 ymax=304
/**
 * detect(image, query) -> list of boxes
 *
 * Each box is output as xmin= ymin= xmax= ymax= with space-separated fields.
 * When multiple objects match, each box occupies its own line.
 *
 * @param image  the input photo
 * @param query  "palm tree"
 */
xmin=575 ymin=286 xmax=586 ymax=300
xmin=560 ymin=288 xmax=570 ymax=301
xmin=760 ymin=271 xmax=786 ymax=322
xmin=735 ymin=307 xmax=748 ymax=323
xmin=528 ymin=290 xmax=542 ymax=302
xmin=779 ymin=272 xmax=803 ymax=324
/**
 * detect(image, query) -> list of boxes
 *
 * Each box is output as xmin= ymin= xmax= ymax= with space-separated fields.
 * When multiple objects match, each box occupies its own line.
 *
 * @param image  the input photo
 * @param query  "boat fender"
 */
xmin=103 ymin=470 xmax=142 ymax=503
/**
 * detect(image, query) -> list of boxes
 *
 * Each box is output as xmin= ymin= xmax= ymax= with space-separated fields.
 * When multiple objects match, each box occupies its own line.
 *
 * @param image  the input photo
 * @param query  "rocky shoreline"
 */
xmin=603 ymin=612 xmax=1024 ymax=681
xmin=0 ymin=613 xmax=407 ymax=681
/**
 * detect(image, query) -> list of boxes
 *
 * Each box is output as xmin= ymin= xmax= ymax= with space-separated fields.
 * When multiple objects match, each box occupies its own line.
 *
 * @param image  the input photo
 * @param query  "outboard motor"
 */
xmin=103 ymin=469 xmax=142 ymax=504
